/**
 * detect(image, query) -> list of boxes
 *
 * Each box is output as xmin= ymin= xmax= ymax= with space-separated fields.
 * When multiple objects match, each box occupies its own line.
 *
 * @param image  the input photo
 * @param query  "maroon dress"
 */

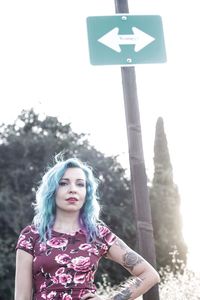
xmin=16 ymin=224 xmax=117 ymax=300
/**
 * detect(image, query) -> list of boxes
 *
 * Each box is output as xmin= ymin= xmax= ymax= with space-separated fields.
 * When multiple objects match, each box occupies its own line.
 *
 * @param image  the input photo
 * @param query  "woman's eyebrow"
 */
xmin=61 ymin=178 xmax=85 ymax=181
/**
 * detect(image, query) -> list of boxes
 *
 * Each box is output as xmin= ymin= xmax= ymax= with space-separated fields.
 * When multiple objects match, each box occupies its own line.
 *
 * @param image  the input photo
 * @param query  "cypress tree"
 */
xmin=150 ymin=117 xmax=187 ymax=271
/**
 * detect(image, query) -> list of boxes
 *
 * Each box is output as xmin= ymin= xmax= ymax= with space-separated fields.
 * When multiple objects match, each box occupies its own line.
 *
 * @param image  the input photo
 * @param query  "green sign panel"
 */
xmin=86 ymin=15 xmax=167 ymax=65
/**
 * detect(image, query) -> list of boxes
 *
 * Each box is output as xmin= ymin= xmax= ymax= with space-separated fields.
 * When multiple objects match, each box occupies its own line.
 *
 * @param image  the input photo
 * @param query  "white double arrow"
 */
xmin=98 ymin=27 xmax=155 ymax=53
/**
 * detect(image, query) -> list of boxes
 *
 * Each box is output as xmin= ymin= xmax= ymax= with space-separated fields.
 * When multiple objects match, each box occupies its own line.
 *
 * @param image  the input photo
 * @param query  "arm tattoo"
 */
xmin=132 ymin=277 xmax=143 ymax=288
xmin=123 ymin=251 xmax=143 ymax=272
xmin=114 ymin=238 xmax=144 ymax=272
xmin=113 ymin=287 xmax=132 ymax=300
xmin=110 ymin=238 xmax=147 ymax=300
xmin=113 ymin=278 xmax=143 ymax=300
xmin=114 ymin=239 xmax=128 ymax=250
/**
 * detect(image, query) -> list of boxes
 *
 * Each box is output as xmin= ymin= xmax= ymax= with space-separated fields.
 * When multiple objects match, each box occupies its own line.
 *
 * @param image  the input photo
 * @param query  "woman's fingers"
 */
xmin=81 ymin=292 xmax=104 ymax=300
xmin=81 ymin=292 xmax=95 ymax=300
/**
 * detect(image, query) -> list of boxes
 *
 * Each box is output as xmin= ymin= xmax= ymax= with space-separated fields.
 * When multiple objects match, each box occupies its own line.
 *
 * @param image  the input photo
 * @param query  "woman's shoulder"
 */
xmin=18 ymin=224 xmax=40 ymax=238
xmin=93 ymin=222 xmax=117 ymax=255
xmin=96 ymin=222 xmax=117 ymax=243
xmin=96 ymin=221 xmax=113 ymax=234
xmin=16 ymin=224 xmax=40 ymax=255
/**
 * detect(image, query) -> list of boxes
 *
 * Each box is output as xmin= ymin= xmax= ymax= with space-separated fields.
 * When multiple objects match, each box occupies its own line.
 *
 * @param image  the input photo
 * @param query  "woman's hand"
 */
xmin=81 ymin=292 xmax=105 ymax=300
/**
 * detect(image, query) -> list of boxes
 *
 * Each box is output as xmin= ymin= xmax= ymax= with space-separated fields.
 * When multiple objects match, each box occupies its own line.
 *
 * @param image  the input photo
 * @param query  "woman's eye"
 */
xmin=77 ymin=182 xmax=85 ymax=187
xmin=59 ymin=181 xmax=68 ymax=186
xmin=58 ymin=181 xmax=85 ymax=187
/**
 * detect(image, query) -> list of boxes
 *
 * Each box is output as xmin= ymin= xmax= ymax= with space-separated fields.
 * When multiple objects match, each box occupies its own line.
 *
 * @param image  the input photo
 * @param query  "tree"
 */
xmin=149 ymin=117 xmax=187 ymax=271
xmin=0 ymin=109 xmax=135 ymax=300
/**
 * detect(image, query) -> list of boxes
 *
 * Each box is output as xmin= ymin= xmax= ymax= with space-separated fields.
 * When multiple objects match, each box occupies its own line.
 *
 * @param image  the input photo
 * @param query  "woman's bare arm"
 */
xmin=15 ymin=249 xmax=33 ymax=300
xmin=106 ymin=237 xmax=160 ymax=300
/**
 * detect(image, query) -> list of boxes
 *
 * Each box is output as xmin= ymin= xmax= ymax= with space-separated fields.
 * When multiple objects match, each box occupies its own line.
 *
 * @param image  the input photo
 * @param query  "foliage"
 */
xmin=0 ymin=109 xmax=135 ymax=299
xmin=159 ymin=267 xmax=200 ymax=299
xmin=149 ymin=117 xmax=187 ymax=270
xmin=158 ymin=252 xmax=200 ymax=300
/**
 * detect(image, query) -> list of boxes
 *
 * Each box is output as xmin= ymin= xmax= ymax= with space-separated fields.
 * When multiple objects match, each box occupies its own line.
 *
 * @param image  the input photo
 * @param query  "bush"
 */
xmin=159 ymin=265 xmax=200 ymax=299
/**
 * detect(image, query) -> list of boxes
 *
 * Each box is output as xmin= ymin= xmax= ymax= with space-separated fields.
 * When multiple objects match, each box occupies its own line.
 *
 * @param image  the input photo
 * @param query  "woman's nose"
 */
xmin=68 ymin=184 xmax=77 ymax=193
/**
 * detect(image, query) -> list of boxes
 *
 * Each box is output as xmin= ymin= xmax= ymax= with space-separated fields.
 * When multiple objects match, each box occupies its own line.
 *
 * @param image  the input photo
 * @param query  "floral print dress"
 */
xmin=16 ymin=224 xmax=117 ymax=300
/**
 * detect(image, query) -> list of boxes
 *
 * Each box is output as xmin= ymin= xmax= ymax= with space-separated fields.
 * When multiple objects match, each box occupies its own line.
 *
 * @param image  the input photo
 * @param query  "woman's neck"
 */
xmin=53 ymin=211 xmax=81 ymax=233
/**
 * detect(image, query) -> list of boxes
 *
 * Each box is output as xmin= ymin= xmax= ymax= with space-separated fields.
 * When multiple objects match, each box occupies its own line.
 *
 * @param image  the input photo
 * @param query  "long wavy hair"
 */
xmin=33 ymin=154 xmax=101 ymax=242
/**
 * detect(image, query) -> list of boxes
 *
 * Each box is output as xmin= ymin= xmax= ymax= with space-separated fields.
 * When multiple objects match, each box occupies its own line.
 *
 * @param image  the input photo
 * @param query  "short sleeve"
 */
xmin=16 ymin=225 xmax=39 ymax=256
xmin=97 ymin=224 xmax=117 ymax=256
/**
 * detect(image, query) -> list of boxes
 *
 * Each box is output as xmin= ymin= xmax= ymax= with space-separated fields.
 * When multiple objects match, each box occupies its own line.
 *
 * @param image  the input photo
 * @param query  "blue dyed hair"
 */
xmin=33 ymin=154 xmax=101 ymax=242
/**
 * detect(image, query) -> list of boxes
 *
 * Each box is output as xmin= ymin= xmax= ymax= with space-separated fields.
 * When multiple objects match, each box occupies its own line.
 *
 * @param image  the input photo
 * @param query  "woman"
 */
xmin=15 ymin=155 xmax=160 ymax=300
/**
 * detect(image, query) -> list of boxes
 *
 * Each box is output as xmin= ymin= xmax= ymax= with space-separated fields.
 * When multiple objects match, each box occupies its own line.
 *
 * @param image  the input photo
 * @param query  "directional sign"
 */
xmin=86 ymin=15 xmax=167 ymax=65
xmin=98 ymin=27 xmax=155 ymax=53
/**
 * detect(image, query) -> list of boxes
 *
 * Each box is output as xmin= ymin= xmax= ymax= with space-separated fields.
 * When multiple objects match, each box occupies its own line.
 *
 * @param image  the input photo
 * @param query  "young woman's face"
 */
xmin=55 ymin=167 xmax=87 ymax=213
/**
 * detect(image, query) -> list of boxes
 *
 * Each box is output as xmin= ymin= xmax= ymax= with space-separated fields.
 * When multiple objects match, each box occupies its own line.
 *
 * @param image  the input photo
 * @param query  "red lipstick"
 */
xmin=66 ymin=197 xmax=78 ymax=203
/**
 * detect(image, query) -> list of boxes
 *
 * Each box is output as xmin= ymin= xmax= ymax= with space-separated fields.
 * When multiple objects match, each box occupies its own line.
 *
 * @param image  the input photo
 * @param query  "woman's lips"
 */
xmin=66 ymin=197 xmax=78 ymax=203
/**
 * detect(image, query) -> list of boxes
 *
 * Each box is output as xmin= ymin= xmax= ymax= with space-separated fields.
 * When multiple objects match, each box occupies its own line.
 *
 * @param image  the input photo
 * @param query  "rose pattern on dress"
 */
xmin=47 ymin=291 xmax=57 ymax=299
xmin=47 ymin=237 xmax=68 ymax=248
xmin=78 ymin=288 xmax=96 ymax=299
xmin=85 ymin=270 xmax=94 ymax=282
xmin=67 ymin=256 xmax=91 ymax=272
xmin=59 ymin=273 xmax=73 ymax=285
xmin=17 ymin=234 xmax=25 ymax=244
xmin=79 ymin=244 xmax=99 ymax=256
xmin=40 ymin=242 xmax=47 ymax=252
xmin=51 ymin=276 xmax=59 ymax=284
xmin=74 ymin=272 xmax=87 ymax=284
xmin=31 ymin=226 xmax=39 ymax=234
xmin=79 ymin=243 xmax=92 ymax=251
xmin=105 ymin=232 xmax=116 ymax=246
xmin=100 ymin=244 xmax=108 ymax=252
xmin=41 ymin=292 xmax=46 ymax=299
xmin=62 ymin=293 xmax=72 ymax=300
xmin=16 ymin=224 xmax=117 ymax=300
xmin=19 ymin=239 xmax=33 ymax=250
xmin=55 ymin=254 xmax=71 ymax=265
xmin=98 ymin=225 xmax=110 ymax=237
xmin=55 ymin=267 xmax=65 ymax=276
xmin=40 ymin=282 xmax=46 ymax=291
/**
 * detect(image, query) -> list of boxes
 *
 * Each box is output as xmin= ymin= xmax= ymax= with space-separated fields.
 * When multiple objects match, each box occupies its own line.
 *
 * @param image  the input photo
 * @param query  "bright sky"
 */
xmin=0 ymin=0 xmax=200 ymax=272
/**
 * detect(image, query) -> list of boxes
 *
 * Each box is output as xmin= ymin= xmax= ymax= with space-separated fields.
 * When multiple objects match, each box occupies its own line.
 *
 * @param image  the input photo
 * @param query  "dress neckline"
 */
xmin=51 ymin=228 xmax=83 ymax=236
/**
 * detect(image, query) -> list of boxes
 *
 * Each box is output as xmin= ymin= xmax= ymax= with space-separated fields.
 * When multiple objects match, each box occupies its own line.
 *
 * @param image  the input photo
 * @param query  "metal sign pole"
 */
xmin=114 ymin=1 xmax=160 ymax=299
